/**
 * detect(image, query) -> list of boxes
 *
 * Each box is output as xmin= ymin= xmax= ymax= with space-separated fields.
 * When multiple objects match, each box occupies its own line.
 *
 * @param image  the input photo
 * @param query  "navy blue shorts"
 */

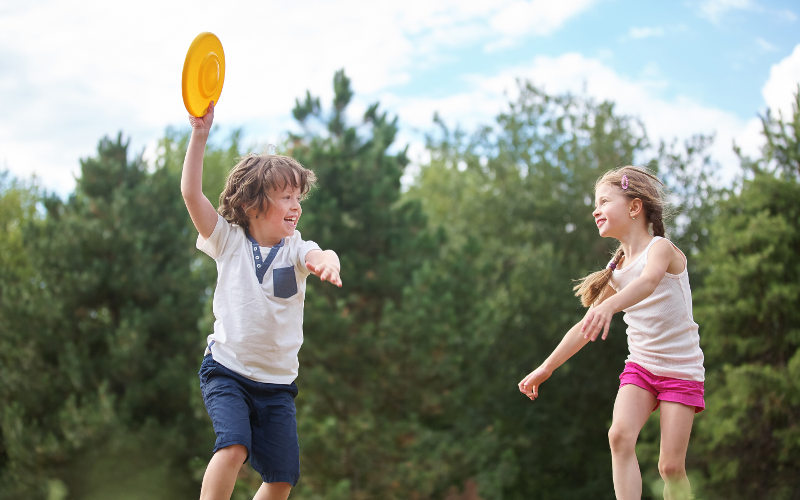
xmin=198 ymin=355 xmax=300 ymax=485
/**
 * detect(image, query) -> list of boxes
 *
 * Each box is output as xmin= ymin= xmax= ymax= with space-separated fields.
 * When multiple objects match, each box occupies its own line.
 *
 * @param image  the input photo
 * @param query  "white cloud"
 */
xmin=1 ymin=0 xmax=604 ymax=196
xmin=489 ymin=0 xmax=598 ymax=37
xmin=388 ymin=53 xmax=752 ymax=184
xmin=756 ymin=37 xmax=778 ymax=52
xmin=0 ymin=0 xmax=789 ymax=197
xmin=762 ymin=44 xmax=800 ymax=119
xmin=484 ymin=0 xmax=598 ymax=51
xmin=628 ymin=26 xmax=665 ymax=39
xmin=698 ymin=0 xmax=755 ymax=23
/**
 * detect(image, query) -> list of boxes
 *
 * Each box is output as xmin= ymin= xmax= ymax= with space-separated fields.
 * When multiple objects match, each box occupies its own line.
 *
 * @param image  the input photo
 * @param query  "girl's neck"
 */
xmin=619 ymin=230 xmax=655 ymax=263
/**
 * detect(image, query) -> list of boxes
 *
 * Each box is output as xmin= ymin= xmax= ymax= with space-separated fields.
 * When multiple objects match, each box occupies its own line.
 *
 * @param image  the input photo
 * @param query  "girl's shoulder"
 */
xmin=650 ymin=237 xmax=687 ymax=275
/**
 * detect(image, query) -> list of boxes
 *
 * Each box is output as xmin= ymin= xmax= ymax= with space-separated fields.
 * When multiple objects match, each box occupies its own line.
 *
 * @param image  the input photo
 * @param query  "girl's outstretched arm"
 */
xmin=518 ymin=285 xmax=615 ymax=400
xmin=518 ymin=320 xmax=589 ymax=400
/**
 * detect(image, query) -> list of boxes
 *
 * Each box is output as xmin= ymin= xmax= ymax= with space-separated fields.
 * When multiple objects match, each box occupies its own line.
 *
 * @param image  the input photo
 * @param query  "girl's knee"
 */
xmin=658 ymin=459 xmax=686 ymax=481
xmin=608 ymin=424 xmax=638 ymax=454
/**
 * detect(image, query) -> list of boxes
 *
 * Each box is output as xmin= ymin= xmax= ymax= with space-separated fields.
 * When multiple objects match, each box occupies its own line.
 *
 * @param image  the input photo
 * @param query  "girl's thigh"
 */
xmin=611 ymin=384 xmax=658 ymax=441
xmin=658 ymin=401 xmax=695 ymax=462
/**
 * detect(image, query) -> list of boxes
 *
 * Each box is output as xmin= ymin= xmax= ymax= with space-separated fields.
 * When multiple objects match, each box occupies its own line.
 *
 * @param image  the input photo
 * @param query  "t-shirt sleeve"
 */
xmin=196 ymin=214 xmax=234 ymax=260
xmin=295 ymin=238 xmax=322 ymax=277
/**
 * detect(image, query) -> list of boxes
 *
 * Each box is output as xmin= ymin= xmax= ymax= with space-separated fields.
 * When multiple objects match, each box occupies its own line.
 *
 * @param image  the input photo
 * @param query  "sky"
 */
xmin=1 ymin=0 xmax=799 ymax=196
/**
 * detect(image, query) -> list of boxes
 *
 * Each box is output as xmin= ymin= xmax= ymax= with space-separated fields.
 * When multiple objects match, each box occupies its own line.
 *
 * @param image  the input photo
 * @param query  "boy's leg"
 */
xmin=608 ymin=384 xmax=657 ymax=500
xmin=658 ymin=401 xmax=695 ymax=500
xmin=253 ymin=482 xmax=292 ymax=500
xmin=200 ymin=444 xmax=248 ymax=500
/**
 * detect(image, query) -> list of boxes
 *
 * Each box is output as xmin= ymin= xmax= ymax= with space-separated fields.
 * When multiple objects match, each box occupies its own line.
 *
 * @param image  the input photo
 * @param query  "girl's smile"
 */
xmin=592 ymin=183 xmax=632 ymax=238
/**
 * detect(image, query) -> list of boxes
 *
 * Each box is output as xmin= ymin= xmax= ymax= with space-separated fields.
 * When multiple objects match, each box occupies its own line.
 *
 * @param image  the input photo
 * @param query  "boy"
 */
xmin=182 ymin=102 xmax=342 ymax=500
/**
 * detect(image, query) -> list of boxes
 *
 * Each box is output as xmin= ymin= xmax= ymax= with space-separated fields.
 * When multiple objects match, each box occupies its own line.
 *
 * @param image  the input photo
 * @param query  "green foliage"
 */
xmin=285 ymin=69 xmax=438 ymax=499
xmin=0 ymin=132 xmax=235 ymax=498
xmin=691 ymin=95 xmax=800 ymax=498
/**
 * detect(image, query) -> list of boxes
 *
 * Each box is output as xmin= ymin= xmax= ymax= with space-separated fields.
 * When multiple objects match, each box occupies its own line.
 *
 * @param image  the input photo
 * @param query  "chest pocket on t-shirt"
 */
xmin=273 ymin=266 xmax=298 ymax=298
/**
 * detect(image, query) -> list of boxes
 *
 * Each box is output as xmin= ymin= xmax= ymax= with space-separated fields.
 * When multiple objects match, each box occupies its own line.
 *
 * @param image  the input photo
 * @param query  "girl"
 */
xmin=518 ymin=166 xmax=704 ymax=500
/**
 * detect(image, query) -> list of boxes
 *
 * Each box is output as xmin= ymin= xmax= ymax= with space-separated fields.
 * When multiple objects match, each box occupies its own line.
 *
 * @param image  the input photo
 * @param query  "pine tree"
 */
xmin=692 ymin=90 xmax=800 ymax=499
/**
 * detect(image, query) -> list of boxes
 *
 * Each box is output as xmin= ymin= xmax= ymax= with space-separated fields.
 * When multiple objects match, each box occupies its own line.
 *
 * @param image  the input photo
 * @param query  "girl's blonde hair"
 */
xmin=573 ymin=166 xmax=667 ymax=307
xmin=218 ymin=154 xmax=317 ymax=229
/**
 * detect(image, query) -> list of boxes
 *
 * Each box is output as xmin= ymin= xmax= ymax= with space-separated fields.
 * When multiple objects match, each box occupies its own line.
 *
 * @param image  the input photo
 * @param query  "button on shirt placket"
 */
xmin=247 ymin=233 xmax=283 ymax=284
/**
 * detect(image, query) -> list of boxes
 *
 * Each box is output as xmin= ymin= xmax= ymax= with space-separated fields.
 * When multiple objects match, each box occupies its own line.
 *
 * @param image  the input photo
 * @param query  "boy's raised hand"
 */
xmin=189 ymin=101 xmax=215 ymax=133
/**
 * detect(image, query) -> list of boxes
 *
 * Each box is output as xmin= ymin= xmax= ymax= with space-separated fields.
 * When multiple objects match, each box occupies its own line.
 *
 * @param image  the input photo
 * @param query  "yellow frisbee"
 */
xmin=182 ymin=32 xmax=225 ymax=117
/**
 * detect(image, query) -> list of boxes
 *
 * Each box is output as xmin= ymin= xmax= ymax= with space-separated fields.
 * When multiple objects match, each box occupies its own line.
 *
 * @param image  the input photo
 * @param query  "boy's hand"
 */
xmin=306 ymin=261 xmax=342 ymax=288
xmin=189 ymin=101 xmax=214 ymax=133
xmin=306 ymin=249 xmax=342 ymax=288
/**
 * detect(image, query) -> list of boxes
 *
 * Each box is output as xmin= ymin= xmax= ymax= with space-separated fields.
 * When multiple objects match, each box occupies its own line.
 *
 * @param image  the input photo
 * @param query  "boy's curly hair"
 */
xmin=218 ymin=154 xmax=317 ymax=229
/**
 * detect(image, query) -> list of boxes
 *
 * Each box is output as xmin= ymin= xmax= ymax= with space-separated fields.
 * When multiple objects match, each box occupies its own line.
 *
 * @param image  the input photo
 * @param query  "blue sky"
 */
xmin=1 ymin=0 xmax=799 ymax=195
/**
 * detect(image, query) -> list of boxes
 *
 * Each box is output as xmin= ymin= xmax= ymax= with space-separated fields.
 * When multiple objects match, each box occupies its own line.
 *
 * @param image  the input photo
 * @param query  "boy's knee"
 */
xmin=216 ymin=444 xmax=248 ymax=465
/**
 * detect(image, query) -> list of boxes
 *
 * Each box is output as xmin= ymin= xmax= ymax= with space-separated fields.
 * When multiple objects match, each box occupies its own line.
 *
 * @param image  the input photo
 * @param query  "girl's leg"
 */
xmin=608 ymin=384 xmax=657 ymax=500
xmin=658 ymin=401 xmax=695 ymax=500
xmin=253 ymin=482 xmax=292 ymax=500
xmin=200 ymin=444 xmax=248 ymax=500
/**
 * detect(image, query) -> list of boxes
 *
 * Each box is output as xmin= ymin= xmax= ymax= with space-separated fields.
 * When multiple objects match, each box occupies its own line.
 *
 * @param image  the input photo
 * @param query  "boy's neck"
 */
xmin=248 ymin=225 xmax=283 ymax=247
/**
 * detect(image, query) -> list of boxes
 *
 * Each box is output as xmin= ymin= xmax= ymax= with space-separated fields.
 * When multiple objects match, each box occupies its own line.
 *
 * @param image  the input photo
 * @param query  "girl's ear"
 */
xmin=629 ymin=198 xmax=643 ymax=219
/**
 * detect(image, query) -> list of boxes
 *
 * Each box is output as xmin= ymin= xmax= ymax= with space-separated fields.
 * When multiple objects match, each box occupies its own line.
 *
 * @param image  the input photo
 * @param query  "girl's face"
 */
xmin=592 ymin=182 xmax=633 ymax=238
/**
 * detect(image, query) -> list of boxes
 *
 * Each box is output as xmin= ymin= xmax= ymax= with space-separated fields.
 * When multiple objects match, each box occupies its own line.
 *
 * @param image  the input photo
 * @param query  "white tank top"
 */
xmin=610 ymin=236 xmax=705 ymax=381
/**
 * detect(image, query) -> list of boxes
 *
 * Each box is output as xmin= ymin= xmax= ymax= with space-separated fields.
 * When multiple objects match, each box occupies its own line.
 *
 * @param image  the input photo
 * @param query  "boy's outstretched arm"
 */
xmin=181 ymin=102 xmax=218 ymax=239
xmin=305 ymin=249 xmax=342 ymax=288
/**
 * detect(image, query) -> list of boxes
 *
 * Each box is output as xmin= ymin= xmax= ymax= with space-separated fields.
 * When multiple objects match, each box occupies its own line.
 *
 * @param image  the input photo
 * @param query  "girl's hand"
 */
xmin=306 ymin=261 xmax=342 ymax=288
xmin=189 ymin=101 xmax=215 ymax=132
xmin=518 ymin=366 xmax=552 ymax=401
xmin=581 ymin=302 xmax=614 ymax=341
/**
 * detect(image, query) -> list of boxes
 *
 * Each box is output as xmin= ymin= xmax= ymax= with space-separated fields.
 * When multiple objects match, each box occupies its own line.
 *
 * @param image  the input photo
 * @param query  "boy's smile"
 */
xmin=248 ymin=184 xmax=303 ymax=246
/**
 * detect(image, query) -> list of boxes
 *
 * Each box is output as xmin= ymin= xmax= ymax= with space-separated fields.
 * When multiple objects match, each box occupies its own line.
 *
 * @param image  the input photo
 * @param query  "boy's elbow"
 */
xmin=181 ymin=185 xmax=200 ymax=204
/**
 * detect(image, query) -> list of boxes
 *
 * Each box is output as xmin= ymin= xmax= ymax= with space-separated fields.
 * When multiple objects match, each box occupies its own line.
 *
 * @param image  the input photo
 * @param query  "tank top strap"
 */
xmin=625 ymin=236 xmax=663 ymax=270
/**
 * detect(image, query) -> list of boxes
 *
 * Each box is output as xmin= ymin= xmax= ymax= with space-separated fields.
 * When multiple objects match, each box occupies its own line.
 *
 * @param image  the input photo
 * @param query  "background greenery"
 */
xmin=1 ymin=71 xmax=798 ymax=499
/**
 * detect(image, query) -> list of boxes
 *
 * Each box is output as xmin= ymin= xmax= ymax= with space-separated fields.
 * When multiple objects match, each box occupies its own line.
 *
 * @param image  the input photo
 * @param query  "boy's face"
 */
xmin=251 ymin=182 xmax=303 ymax=243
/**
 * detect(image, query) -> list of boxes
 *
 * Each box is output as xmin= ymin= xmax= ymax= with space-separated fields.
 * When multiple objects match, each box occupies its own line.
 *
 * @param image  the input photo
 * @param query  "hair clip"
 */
xmin=608 ymin=261 xmax=617 ymax=270
xmin=621 ymin=174 xmax=629 ymax=190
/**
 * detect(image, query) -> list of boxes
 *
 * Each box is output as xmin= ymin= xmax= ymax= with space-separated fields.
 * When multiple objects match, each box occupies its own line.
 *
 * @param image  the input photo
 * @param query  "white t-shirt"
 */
xmin=197 ymin=214 xmax=321 ymax=384
xmin=610 ymin=236 xmax=705 ymax=382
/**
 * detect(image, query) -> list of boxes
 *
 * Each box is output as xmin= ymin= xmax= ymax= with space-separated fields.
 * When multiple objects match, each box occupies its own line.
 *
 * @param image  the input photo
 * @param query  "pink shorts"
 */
xmin=619 ymin=362 xmax=705 ymax=413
